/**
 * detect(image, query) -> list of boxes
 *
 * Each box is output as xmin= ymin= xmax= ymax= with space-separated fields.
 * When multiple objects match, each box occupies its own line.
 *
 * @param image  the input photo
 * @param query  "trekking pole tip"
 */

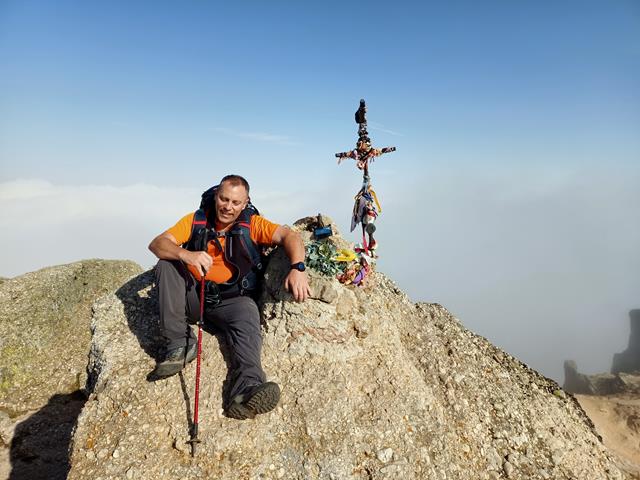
xmin=187 ymin=437 xmax=201 ymax=457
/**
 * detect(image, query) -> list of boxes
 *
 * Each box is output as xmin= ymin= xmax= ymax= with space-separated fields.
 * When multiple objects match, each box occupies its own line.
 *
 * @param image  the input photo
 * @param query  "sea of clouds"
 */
xmin=1 ymin=168 xmax=638 ymax=383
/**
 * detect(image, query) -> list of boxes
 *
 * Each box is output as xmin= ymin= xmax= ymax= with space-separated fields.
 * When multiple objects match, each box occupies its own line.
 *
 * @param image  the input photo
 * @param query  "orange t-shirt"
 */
xmin=166 ymin=212 xmax=279 ymax=283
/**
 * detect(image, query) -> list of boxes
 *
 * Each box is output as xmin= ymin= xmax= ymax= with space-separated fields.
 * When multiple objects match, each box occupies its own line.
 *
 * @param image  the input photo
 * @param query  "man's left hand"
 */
xmin=284 ymin=270 xmax=311 ymax=302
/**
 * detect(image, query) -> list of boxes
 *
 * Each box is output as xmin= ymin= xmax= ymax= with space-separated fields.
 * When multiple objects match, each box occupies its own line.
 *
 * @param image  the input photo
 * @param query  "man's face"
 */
xmin=215 ymin=181 xmax=249 ymax=227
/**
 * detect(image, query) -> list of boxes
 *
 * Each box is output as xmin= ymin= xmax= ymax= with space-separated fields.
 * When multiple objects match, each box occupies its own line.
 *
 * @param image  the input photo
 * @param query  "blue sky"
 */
xmin=1 ymin=1 xmax=639 ymax=382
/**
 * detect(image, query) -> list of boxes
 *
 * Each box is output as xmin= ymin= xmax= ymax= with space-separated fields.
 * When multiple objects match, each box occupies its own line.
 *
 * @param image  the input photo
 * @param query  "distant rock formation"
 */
xmin=612 ymin=309 xmax=640 ymax=375
xmin=564 ymin=309 xmax=640 ymax=397
xmin=563 ymin=360 xmax=631 ymax=396
xmin=66 ymin=217 xmax=629 ymax=480
xmin=563 ymin=360 xmax=595 ymax=394
xmin=563 ymin=309 xmax=640 ymax=476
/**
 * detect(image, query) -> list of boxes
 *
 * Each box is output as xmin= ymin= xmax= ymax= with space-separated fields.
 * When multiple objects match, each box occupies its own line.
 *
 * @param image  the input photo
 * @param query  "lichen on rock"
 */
xmin=0 ymin=259 xmax=143 ymax=415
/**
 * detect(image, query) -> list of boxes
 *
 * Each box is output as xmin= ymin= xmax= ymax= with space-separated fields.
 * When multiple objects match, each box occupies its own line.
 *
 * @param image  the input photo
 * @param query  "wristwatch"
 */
xmin=290 ymin=262 xmax=306 ymax=272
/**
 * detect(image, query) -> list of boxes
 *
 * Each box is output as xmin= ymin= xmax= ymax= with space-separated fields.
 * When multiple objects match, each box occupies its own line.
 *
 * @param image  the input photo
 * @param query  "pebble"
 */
xmin=126 ymin=467 xmax=135 ymax=479
xmin=486 ymin=448 xmax=502 ymax=470
xmin=377 ymin=448 xmax=394 ymax=463
xmin=380 ymin=464 xmax=400 ymax=474
xmin=503 ymin=461 xmax=514 ymax=478
xmin=380 ymin=458 xmax=408 ymax=474
xmin=511 ymin=434 xmax=528 ymax=448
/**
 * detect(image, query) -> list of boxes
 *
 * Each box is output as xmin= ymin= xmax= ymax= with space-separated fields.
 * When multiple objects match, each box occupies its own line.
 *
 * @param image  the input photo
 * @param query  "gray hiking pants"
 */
xmin=155 ymin=259 xmax=266 ymax=402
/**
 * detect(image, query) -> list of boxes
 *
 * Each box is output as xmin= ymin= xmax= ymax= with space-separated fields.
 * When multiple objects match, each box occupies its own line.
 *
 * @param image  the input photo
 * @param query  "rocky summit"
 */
xmin=62 ymin=219 xmax=631 ymax=480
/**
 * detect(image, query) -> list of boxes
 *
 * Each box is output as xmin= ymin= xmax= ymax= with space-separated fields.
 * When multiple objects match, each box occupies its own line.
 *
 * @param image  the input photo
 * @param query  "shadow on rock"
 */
xmin=207 ymin=329 xmax=235 ymax=411
xmin=9 ymin=391 xmax=86 ymax=480
xmin=173 ymin=325 xmax=236 ymax=416
xmin=115 ymin=268 xmax=236 ymax=411
xmin=115 ymin=269 xmax=160 ymax=362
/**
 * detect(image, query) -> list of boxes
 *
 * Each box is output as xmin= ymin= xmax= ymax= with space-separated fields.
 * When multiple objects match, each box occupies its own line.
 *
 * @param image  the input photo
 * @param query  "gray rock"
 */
xmin=612 ymin=309 xmax=640 ymax=375
xmin=309 ymin=274 xmax=339 ymax=304
xmin=0 ymin=260 xmax=143 ymax=478
xmin=618 ymin=372 xmax=640 ymax=394
xmin=503 ymin=460 xmax=514 ymax=478
xmin=376 ymin=447 xmax=394 ymax=463
xmin=5 ymin=225 xmax=630 ymax=480
xmin=0 ymin=259 xmax=143 ymax=414
xmin=70 ymin=255 xmax=630 ymax=480
xmin=563 ymin=360 xmax=595 ymax=394
xmin=563 ymin=361 xmax=636 ymax=396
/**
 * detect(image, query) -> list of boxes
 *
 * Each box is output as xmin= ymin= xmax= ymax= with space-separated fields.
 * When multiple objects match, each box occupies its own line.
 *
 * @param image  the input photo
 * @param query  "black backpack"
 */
xmin=184 ymin=185 xmax=264 ymax=293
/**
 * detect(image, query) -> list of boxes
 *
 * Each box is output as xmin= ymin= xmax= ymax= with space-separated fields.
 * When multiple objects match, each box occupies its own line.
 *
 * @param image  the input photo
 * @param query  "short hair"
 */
xmin=220 ymin=174 xmax=250 ymax=194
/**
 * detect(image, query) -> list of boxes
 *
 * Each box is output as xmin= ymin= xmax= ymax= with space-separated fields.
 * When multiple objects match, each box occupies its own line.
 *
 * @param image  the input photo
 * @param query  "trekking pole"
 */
xmin=187 ymin=274 xmax=206 ymax=456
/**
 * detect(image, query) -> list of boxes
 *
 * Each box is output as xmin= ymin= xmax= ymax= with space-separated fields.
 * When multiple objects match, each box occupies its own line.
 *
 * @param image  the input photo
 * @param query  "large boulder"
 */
xmin=0 ymin=260 xmax=143 ymax=414
xmin=612 ymin=310 xmax=640 ymax=375
xmin=563 ymin=360 xmax=594 ymax=394
xmin=68 ymin=223 xmax=628 ymax=480
xmin=0 ymin=260 xmax=143 ymax=479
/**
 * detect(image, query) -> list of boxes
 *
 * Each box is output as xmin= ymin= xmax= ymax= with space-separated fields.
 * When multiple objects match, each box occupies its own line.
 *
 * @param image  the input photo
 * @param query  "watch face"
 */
xmin=293 ymin=262 xmax=305 ymax=271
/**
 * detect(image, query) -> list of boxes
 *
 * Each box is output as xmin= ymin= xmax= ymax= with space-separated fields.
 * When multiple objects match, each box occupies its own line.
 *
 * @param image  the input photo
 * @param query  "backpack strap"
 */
xmin=222 ymin=207 xmax=263 ymax=291
xmin=230 ymin=207 xmax=263 ymax=271
xmin=185 ymin=184 xmax=222 ymax=251
xmin=185 ymin=208 xmax=209 ymax=252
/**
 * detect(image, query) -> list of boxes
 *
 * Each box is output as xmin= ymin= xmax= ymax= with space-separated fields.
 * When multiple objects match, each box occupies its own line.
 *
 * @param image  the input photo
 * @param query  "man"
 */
xmin=148 ymin=174 xmax=310 ymax=419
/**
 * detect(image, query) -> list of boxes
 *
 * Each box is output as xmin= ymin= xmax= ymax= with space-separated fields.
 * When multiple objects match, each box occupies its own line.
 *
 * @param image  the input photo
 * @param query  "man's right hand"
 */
xmin=180 ymin=250 xmax=212 ymax=276
xmin=149 ymin=232 xmax=212 ymax=276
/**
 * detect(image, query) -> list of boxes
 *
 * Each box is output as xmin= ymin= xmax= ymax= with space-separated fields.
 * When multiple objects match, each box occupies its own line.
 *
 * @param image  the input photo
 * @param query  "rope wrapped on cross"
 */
xmin=335 ymin=99 xmax=396 ymax=257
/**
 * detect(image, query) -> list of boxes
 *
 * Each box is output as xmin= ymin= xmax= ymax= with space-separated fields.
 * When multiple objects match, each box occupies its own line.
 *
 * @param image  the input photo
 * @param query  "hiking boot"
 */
xmin=226 ymin=382 xmax=280 ymax=420
xmin=150 ymin=343 xmax=197 ymax=379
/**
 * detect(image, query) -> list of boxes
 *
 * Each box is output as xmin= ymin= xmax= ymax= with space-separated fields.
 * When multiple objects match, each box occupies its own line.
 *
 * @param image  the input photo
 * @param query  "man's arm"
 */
xmin=271 ymin=226 xmax=311 ymax=302
xmin=148 ymin=232 xmax=212 ymax=275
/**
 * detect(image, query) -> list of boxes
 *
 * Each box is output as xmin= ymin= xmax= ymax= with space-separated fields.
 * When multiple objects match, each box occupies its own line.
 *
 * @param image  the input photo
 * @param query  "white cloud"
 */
xmin=0 ymin=180 xmax=200 ymax=275
xmin=0 ymin=179 xmax=326 ymax=277
xmin=212 ymin=127 xmax=297 ymax=145
xmin=368 ymin=121 xmax=405 ymax=137
xmin=1 ymin=169 xmax=638 ymax=385
xmin=376 ymin=166 xmax=640 ymax=382
xmin=0 ymin=180 xmax=198 ymax=226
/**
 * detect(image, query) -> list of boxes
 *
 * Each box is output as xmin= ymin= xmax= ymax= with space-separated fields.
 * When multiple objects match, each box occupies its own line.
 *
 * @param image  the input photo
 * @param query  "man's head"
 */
xmin=215 ymin=175 xmax=250 ymax=227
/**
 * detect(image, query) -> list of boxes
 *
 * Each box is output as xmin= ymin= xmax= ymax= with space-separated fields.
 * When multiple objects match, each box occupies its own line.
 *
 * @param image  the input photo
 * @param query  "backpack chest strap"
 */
xmin=205 ymin=227 xmax=243 ymax=253
xmin=203 ymin=228 xmax=227 ymax=252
